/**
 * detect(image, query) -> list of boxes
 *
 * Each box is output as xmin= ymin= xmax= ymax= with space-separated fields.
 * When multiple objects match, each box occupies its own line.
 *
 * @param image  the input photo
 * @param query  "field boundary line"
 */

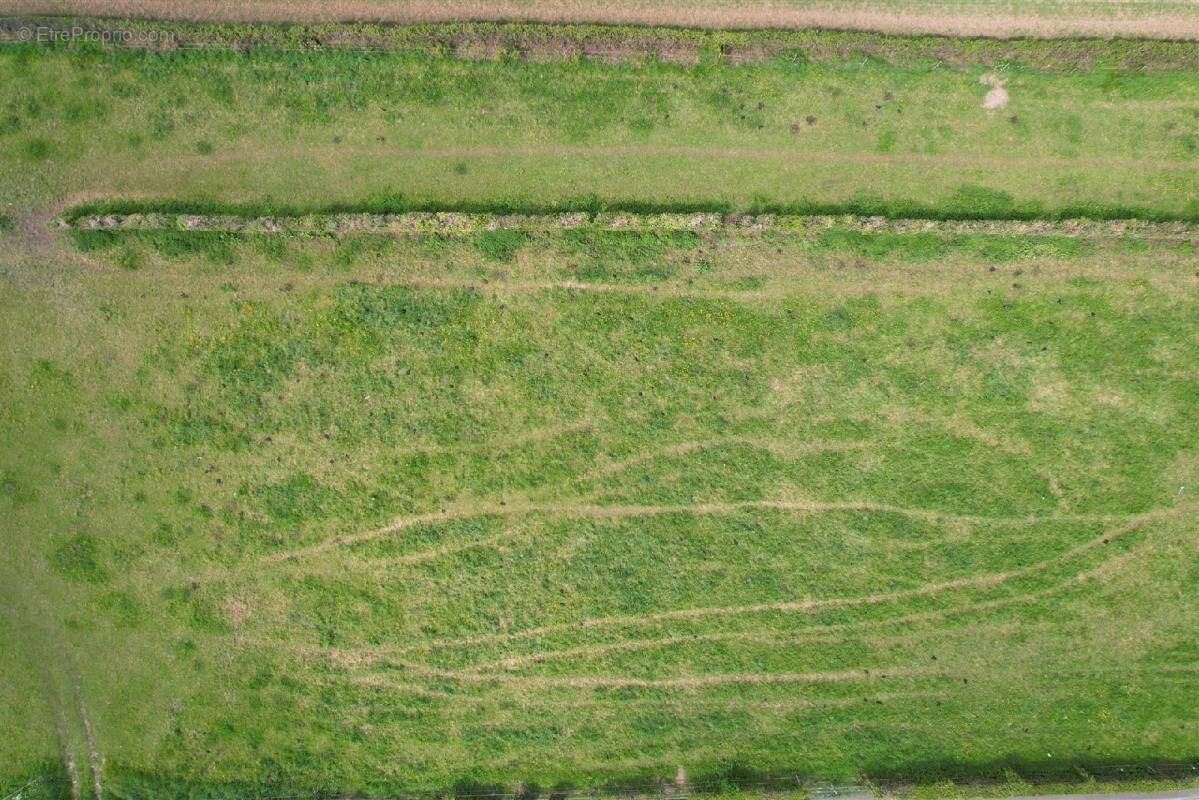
xmin=58 ymin=211 xmax=1199 ymax=240
xmin=8 ymin=8 xmax=1199 ymax=43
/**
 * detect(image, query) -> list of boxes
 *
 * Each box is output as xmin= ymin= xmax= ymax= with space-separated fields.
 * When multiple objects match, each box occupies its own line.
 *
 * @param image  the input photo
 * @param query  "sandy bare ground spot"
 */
xmin=981 ymin=73 xmax=1010 ymax=110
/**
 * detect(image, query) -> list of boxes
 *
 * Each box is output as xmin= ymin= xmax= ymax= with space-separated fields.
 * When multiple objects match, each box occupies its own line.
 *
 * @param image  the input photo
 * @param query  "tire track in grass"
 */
xmin=190 ymin=430 xmax=973 ymax=586
xmin=373 ymin=658 xmax=935 ymax=689
xmin=238 ymin=532 xmax=1183 ymax=704
xmin=373 ymin=506 xmax=1194 ymax=653
xmin=281 ymin=436 xmax=875 ymax=574
xmin=460 ymin=620 xmax=1041 ymax=673
xmin=295 ymin=576 xmax=1090 ymax=666
xmin=264 ymin=515 xmax=1183 ymax=683
xmin=260 ymin=498 xmax=1182 ymax=564
xmin=190 ymin=144 xmax=1199 ymax=172
xmin=343 ymin=670 xmax=945 ymax=713
xmin=52 ymin=704 xmax=82 ymax=800
xmin=74 ymin=682 xmax=102 ymax=800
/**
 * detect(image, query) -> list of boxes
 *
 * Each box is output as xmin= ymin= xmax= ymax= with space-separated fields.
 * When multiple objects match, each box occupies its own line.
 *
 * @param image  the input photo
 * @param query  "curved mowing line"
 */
xmin=452 ymin=535 xmax=1182 ymax=673
xmin=583 ymin=436 xmax=871 ymax=480
xmin=316 ymin=567 xmax=1099 ymax=663
xmin=260 ymin=498 xmax=1173 ymax=564
xmin=460 ymin=619 xmax=1039 ymax=673
xmin=246 ymin=530 xmax=1170 ymax=687
xmin=278 ymin=437 xmax=878 ymax=574
xmin=371 ymin=507 xmax=1193 ymax=653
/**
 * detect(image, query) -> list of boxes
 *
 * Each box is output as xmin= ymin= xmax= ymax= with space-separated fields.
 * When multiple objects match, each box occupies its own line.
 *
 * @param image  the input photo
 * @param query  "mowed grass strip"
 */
xmin=1 ymin=223 xmax=1196 ymax=796
xmin=3 ymin=42 xmax=1199 ymax=218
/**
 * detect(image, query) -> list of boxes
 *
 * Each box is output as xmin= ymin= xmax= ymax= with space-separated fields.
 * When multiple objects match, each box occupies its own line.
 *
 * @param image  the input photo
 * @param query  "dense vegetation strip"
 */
xmin=5 ymin=18 xmax=1199 ymax=71
xmin=57 ymin=209 xmax=1199 ymax=240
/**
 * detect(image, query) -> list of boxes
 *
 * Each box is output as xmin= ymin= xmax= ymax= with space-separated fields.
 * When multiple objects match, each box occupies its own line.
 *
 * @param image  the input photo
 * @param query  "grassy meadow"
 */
xmin=1 ymin=41 xmax=1199 ymax=216
xmin=1 ymin=30 xmax=1198 ymax=800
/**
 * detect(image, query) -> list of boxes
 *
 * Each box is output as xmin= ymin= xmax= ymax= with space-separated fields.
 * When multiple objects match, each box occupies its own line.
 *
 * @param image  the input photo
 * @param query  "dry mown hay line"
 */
xmin=9 ymin=1 xmax=1199 ymax=40
xmin=292 ymin=430 xmax=1059 ymax=578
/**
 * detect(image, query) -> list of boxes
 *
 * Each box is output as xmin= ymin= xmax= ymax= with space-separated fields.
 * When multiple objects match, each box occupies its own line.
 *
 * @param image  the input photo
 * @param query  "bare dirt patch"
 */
xmin=981 ymin=73 xmax=1010 ymax=110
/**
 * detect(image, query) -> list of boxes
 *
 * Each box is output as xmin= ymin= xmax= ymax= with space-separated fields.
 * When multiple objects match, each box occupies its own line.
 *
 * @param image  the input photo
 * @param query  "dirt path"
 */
xmin=8 ymin=0 xmax=1199 ymax=40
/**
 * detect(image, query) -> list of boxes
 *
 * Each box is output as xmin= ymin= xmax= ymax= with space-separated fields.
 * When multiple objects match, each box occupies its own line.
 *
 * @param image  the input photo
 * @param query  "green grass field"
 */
xmin=1 ymin=29 xmax=1198 ymax=800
